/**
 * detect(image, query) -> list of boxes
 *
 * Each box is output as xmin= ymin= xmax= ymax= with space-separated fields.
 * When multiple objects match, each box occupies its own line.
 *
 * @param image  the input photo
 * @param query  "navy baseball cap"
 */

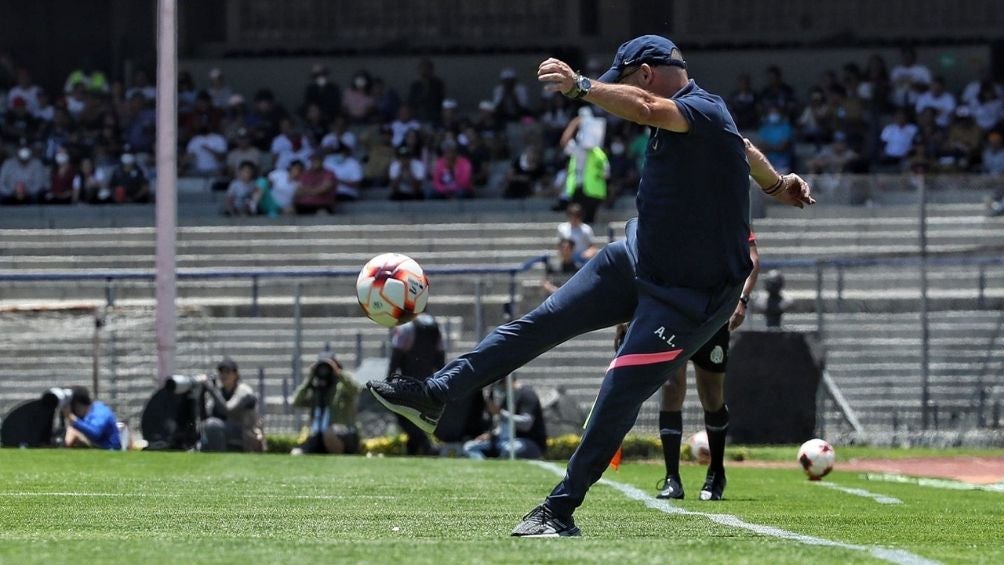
xmin=598 ymin=35 xmax=687 ymax=83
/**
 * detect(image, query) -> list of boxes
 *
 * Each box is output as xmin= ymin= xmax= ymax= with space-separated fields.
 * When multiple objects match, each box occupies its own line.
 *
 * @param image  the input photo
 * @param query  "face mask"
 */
xmin=354 ymin=77 xmax=366 ymax=89
xmin=767 ymin=113 xmax=782 ymax=123
xmin=121 ymin=154 xmax=136 ymax=166
xmin=315 ymin=76 xmax=327 ymax=86
xmin=17 ymin=148 xmax=31 ymax=160
xmin=55 ymin=153 xmax=70 ymax=165
xmin=610 ymin=142 xmax=625 ymax=155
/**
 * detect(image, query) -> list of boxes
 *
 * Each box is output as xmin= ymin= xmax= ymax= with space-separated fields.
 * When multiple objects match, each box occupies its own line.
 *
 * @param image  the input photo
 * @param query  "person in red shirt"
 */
xmin=294 ymin=152 xmax=337 ymax=215
xmin=44 ymin=150 xmax=77 ymax=204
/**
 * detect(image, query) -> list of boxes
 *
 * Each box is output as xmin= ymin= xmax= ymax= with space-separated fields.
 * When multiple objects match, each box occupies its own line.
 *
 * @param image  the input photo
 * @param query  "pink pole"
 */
xmin=154 ymin=0 xmax=178 ymax=385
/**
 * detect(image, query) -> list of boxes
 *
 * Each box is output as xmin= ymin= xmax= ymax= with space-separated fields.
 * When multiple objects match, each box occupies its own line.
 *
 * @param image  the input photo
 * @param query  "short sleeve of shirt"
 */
xmin=673 ymin=93 xmax=726 ymax=136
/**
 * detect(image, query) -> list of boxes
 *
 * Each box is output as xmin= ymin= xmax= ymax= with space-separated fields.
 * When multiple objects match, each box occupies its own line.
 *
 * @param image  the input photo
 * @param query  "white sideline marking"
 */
xmin=0 ymin=492 xmax=390 ymax=500
xmin=814 ymin=481 xmax=903 ymax=504
xmin=527 ymin=461 xmax=939 ymax=565
xmin=864 ymin=473 xmax=1004 ymax=493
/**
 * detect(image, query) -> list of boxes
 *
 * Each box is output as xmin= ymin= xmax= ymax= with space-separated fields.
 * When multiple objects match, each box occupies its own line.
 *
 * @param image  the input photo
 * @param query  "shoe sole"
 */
xmin=368 ymin=384 xmax=438 ymax=435
xmin=656 ymin=492 xmax=685 ymax=500
xmin=513 ymin=528 xmax=582 ymax=538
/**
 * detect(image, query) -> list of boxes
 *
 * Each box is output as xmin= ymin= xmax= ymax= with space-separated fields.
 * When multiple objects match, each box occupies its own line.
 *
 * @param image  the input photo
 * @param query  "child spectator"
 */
xmin=263 ymin=159 xmax=303 ymax=216
xmin=224 ymin=161 xmax=261 ymax=216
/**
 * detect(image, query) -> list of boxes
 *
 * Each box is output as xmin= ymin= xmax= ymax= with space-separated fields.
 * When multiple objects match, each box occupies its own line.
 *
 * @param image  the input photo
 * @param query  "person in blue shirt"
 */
xmin=63 ymin=386 xmax=122 ymax=450
xmin=368 ymin=35 xmax=815 ymax=537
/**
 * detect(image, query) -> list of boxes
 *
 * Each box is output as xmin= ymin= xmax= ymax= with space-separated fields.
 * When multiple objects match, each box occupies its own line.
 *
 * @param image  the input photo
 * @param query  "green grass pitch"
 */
xmin=0 ymin=449 xmax=1001 ymax=564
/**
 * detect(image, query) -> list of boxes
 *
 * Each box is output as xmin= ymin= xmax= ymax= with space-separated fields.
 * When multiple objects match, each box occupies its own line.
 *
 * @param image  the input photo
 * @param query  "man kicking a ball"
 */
xmin=368 ymin=35 xmax=813 ymax=537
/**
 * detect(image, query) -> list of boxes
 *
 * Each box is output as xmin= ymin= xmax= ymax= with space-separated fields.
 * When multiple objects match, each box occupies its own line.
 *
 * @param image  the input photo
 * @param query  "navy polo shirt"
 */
xmin=632 ymin=79 xmax=752 ymax=290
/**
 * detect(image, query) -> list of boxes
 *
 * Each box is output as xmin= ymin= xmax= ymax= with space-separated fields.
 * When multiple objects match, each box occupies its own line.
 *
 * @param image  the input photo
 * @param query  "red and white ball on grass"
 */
xmin=356 ymin=253 xmax=430 ymax=328
xmin=797 ymin=438 xmax=836 ymax=480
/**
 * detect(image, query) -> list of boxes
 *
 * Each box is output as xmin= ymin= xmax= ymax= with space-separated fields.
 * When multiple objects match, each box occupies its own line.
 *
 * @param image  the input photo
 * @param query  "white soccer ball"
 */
xmin=797 ymin=438 xmax=835 ymax=480
xmin=687 ymin=430 xmax=711 ymax=465
xmin=356 ymin=253 xmax=430 ymax=328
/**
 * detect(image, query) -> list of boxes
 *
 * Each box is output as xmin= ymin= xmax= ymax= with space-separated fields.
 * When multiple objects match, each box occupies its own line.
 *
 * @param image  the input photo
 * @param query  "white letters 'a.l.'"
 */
xmin=654 ymin=326 xmax=665 ymax=338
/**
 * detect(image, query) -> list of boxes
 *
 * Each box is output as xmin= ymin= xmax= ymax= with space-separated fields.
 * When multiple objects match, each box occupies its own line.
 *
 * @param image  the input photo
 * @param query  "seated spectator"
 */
xmin=221 ymin=94 xmax=250 ymax=144
xmin=542 ymin=238 xmax=581 ymax=295
xmin=44 ymin=149 xmax=77 ymax=204
xmin=890 ymin=46 xmax=931 ymax=108
xmin=62 ymin=386 xmax=121 ymax=450
xmin=200 ymin=357 xmax=265 ymax=452
xmin=180 ymin=90 xmax=223 ymax=143
xmin=879 ymin=110 xmax=918 ymax=167
xmin=757 ymin=105 xmax=794 ymax=172
xmin=2 ymin=96 xmax=40 ymax=144
xmin=760 ymin=65 xmax=796 ymax=117
xmin=322 ymin=141 xmax=363 ymax=201
xmin=341 ymin=70 xmax=375 ymax=123
xmin=439 ymin=98 xmax=463 ymax=135
xmin=915 ymin=107 xmax=946 ymax=161
xmin=390 ymin=104 xmax=421 ymax=147
xmin=472 ymin=99 xmax=498 ymax=135
xmin=430 ymin=139 xmax=473 ymax=199
xmin=184 ymin=125 xmax=227 ymax=176
xmin=807 ymin=131 xmax=859 ymax=174
xmin=291 ymin=352 xmax=360 ymax=455
xmin=65 ymin=82 xmax=88 ymax=120
xmin=320 ymin=115 xmax=357 ymax=155
xmin=121 ymin=92 xmax=156 ymax=156
xmin=302 ymin=64 xmax=341 ymax=120
xmin=7 ymin=68 xmax=40 ymax=113
xmin=797 ymin=88 xmax=832 ymax=147
xmin=400 ymin=128 xmax=430 ymax=168
xmin=728 ymin=73 xmax=760 ymax=132
xmin=224 ymin=161 xmax=261 ymax=216
xmin=491 ymin=68 xmax=530 ymax=125
xmin=504 ymin=145 xmax=546 ymax=199
xmin=108 ymin=151 xmax=150 ymax=203
xmin=0 ymin=145 xmax=48 ymax=205
xmin=248 ymin=89 xmax=288 ymax=150
xmin=177 ymin=70 xmax=197 ymax=113
xmin=225 ymin=128 xmax=267 ymax=180
xmin=74 ymin=158 xmax=107 ymax=204
xmin=557 ymin=203 xmax=597 ymax=262
xmin=462 ymin=379 xmax=547 ymax=460
xmin=207 ymin=67 xmax=232 ymax=109
xmin=984 ymin=132 xmax=1004 ymax=176
xmin=914 ymin=76 xmax=955 ymax=128
xmin=33 ymin=91 xmax=54 ymax=123
xmin=294 ymin=152 xmax=337 ymax=214
xmin=361 ymin=125 xmax=394 ymax=187
xmin=388 ymin=146 xmax=426 ymax=200
xmin=459 ymin=126 xmax=492 ymax=188
xmin=125 ymin=69 xmax=156 ymax=101
xmin=270 ymin=118 xmax=313 ymax=171
xmin=302 ymin=102 xmax=328 ymax=142
xmin=940 ymin=107 xmax=983 ymax=172
xmin=261 ymin=159 xmax=303 ymax=216
xmin=970 ymin=83 xmax=1003 ymax=132
xmin=540 ymin=92 xmax=574 ymax=147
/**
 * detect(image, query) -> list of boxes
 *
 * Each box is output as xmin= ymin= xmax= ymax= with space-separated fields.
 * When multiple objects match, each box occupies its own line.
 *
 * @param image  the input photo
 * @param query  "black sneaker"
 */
xmin=366 ymin=376 xmax=444 ymax=435
xmin=511 ymin=504 xmax=581 ymax=537
xmin=656 ymin=475 xmax=685 ymax=500
xmin=699 ymin=468 xmax=727 ymax=501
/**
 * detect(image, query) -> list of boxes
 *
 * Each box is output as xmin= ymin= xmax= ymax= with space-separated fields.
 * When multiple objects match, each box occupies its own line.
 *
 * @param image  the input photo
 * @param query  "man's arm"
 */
xmin=729 ymin=241 xmax=760 ymax=331
xmin=744 ymin=138 xmax=815 ymax=208
xmin=537 ymin=58 xmax=689 ymax=132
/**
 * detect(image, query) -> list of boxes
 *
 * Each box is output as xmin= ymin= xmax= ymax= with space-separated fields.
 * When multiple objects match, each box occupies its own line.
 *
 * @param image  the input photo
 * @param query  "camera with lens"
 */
xmin=309 ymin=353 xmax=341 ymax=391
xmin=41 ymin=387 xmax=74 ymax=411
xmin=140 ymin=374 xmax=207 ymax=450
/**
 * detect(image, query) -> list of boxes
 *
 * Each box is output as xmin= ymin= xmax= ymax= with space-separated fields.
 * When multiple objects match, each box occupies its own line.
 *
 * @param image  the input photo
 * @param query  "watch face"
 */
xmin=579 ymin=77 xmax=592 ymax=91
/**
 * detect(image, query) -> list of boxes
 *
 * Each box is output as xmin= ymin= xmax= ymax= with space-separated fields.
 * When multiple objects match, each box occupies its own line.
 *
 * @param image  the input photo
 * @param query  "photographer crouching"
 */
xmin=291 ymin=352 xmax=360 ymax=455
xmin=200 ymin=357 xmax=266 ymax=452
xmin=62 ymin=386 xmax=122 ymax=450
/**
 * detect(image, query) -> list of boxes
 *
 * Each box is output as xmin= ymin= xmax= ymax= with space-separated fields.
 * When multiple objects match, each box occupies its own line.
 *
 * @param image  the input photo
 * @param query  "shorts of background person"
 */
xmin=200 ymin=417 xmax=247 ymax=452
xmin=296 ymin=424 xmax=360 ymax=455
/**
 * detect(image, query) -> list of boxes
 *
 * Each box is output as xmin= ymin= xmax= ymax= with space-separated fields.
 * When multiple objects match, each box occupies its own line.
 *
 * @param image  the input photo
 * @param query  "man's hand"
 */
xmin=728 ymin=302 xmax=747 ymax=331
xmin=771 ymin=173 xmax=815 ymax=209
xmin=537 ymin=58 xmax=577 ymax=96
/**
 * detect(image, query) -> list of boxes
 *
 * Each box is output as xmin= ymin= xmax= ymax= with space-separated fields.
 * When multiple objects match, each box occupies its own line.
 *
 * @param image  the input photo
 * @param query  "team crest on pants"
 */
xmin=710 ymin=345 xmax=724 ymax=364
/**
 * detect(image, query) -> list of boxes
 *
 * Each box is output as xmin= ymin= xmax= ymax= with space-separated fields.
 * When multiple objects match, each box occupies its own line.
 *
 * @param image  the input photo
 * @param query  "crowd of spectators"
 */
xmin=2 ymin=47 xmax=1002 ymax=214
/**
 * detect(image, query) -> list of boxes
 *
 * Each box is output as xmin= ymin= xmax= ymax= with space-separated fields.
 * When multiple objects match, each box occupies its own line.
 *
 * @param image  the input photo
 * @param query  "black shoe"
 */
xmin=656 ymin=475 xmax=685 ymax=500
xmin=699 ymin=468 xmax=726 ymax=501
xmin=511 ymin=504 xmax=581 ymax=537
xmin=366 ymin=376 xmax=444 ymax=435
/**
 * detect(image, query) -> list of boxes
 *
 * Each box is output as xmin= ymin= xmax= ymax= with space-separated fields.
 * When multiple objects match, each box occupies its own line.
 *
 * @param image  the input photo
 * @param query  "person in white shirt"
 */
xmin=265 ymin=160 xmax=303 ymax=214
xmin=7 ymin=68 xmax=40 ymax=113
xmin=207 ymin=68 xmax=233 ymax=109
xmin=322 ymin=142 xmax=364 ymax=201
xmin=879 ymin=110 xmax=919 ymax=165
xmin=970 ymin=83 xmax=1003 ymax=132
xmin=556 ymin=204 xmax=597 ymax=262
xmin=320 ymin=115 xmax=357 ymax=154
xmin=271 ymin=118 xmax=313 ymax=171
xmin=914 ymin=77 xmax=956 ymax=128
xmin=388 ymin=146 xmax=427 ymax=200
xmin=889 ymin=47 xmax=931 ymax=108
xmin=184 ymin=127 xmax=228 ymax=175
xmin=125 ymin=70 xmax=156 ymax=101
xmin=390 ymin=104 xmax=422 ymax=147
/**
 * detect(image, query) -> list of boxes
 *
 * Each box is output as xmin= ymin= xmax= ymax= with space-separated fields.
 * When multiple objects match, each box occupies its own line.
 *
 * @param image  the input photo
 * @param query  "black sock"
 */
xmin=658 ymin=410 xmax=683 ymax=477
xmin=705 ymin=405 xmax=729 ymax=472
